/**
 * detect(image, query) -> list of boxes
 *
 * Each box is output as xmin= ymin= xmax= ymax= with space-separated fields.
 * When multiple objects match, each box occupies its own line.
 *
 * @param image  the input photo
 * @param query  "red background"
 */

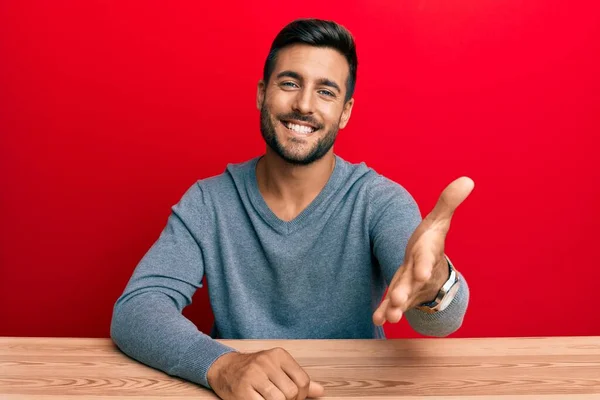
xmin=1 ymin=0 xmax=599 ymax=339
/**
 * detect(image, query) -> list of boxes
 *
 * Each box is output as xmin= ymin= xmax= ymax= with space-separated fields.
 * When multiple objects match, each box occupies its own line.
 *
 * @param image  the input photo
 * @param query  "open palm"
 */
xmin=373 ymin=176 xmax=475 ymax=325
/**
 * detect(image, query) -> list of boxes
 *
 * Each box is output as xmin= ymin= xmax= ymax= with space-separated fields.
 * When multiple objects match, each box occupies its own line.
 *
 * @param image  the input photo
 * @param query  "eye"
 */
xmin=281 ymin=81 xmax=299 ymax=88
xmin=318 ymin=89 xmax=335 ymax=97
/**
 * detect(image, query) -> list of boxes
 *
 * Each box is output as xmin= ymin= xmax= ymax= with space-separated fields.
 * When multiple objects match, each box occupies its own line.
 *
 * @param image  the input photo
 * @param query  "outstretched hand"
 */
xmin=373 ymin=177 xmax=474 ymax=326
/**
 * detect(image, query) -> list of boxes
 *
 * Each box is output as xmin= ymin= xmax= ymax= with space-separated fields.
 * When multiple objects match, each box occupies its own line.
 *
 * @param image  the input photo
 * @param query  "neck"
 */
xmin=256 ymin=148 xmax=336 ymax=221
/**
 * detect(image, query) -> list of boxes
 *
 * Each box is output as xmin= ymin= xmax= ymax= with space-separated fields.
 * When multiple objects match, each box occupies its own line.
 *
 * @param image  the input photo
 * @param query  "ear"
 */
xmin=256 ymin=80 xmax=266 ymax=110
xmin=338 ymin=98 xmax=355 ymax=129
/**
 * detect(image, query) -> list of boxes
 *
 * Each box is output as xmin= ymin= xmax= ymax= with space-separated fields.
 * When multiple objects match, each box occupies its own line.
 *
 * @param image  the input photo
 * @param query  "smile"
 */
xmin=281 ymin=120 xmax=318 ymax=135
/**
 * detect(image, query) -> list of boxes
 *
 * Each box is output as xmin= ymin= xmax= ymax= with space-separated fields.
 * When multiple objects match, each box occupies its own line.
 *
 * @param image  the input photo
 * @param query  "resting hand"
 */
xmin=207 ymin=347 xmax=325 ymax=400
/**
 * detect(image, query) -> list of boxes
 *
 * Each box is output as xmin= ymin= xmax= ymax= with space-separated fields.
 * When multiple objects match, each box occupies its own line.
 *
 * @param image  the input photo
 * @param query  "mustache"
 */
xmin=277 ymin=112 xmax=322 ymax=129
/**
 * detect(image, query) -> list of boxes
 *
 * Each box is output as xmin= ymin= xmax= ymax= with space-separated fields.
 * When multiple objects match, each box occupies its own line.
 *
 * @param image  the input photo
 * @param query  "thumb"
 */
xmin=308 ymin=380 xmax=325 ymax=398
xmin=428 ymin=176 xmax=475 ymax=222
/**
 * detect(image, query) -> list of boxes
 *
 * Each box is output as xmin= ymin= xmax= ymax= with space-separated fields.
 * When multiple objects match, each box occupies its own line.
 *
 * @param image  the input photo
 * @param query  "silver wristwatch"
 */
xmin=416 ymin=257 xmax=460 ymax=314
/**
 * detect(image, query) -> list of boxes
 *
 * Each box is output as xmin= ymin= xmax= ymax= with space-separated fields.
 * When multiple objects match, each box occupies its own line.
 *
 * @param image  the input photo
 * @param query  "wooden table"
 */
xmin=1 ymin=336 xmax=599 ymax=399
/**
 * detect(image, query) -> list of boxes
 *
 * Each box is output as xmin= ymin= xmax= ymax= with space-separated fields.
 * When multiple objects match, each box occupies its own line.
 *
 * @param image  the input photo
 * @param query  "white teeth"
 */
xmin=285 ymin=122 xmax=315 ymax=134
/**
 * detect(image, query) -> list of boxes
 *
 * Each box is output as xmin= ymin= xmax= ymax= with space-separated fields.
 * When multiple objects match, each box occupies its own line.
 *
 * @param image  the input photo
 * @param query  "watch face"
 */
xmin=438 ymin=281 xmax=461 ymax=311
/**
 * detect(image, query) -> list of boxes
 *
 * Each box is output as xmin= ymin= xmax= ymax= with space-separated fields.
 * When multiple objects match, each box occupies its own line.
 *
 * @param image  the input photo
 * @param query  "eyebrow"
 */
xmin=276 ymin=70 xmax=342 ymax=94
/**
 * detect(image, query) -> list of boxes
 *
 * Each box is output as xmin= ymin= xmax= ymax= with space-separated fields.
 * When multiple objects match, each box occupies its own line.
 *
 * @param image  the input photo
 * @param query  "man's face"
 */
xmin=257 ymin=44 xmax=354 ymax=165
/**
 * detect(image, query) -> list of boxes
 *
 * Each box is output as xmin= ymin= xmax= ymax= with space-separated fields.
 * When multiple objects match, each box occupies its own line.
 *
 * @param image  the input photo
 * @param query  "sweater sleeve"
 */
xmin=368 ymin=176 xmax=470 ymax=337
xmin=110 ymin=183 xmax=236 ymax=388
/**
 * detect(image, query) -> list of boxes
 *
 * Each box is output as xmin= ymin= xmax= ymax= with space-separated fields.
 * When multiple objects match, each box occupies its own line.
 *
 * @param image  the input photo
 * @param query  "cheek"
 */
xmin=321 ymin=105 xmax=344 ymax=125
xmin=266 ymin=88 xmax=292 ymax=108
xmin=262 ymin=101 xmax=281 ymax=122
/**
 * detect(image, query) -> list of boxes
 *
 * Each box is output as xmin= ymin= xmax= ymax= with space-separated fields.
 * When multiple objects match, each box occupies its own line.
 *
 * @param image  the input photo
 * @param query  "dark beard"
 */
xmin=260 ymin=104 xmax=339 ymax=166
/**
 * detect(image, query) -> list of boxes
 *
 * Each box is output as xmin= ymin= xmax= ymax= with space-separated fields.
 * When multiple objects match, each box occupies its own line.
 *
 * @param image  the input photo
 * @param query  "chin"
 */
xmin=274 ymin=149 xmax=314 ymax=165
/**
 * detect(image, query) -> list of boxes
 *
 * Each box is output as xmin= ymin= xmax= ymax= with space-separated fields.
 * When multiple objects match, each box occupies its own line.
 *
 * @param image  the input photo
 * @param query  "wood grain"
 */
xmin=1 ymin=336 xmax=599 ymax=399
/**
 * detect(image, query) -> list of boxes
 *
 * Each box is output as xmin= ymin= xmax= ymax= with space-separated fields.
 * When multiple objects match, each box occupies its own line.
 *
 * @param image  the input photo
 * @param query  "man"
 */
xmin=111 ymin=18 xmax=473 ymax=400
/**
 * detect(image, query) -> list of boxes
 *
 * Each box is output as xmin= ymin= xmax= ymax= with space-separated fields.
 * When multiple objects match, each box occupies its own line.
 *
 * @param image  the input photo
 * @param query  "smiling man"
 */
xmin=111 ymin=18 xmax=473 ymax=400
xmin=259 ymin=47 xmax=352 ymax=167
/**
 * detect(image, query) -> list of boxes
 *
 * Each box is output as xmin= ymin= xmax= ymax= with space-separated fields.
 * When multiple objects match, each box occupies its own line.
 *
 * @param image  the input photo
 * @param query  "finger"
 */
xmin=389 ymin=269 xmax=415 ymax=309
xmin=249 ymin=389 xmax=267 ymax=400
xmin=392 ymin=253 xmax=438 ymax=310
xmin=307 ymin=381 xmax=325 ymax=398
xmin=389 ymin=283 xmax=411 ymax=308
xmin=280 ymin=351 xmax=312 ymax=399
xmin=373 ymin=297 xmax=390 ymax=326
xmin=428 ymin=177 xmax=475 ymax=224
xmin=268 ymin=369 xmax=300 ymax=400
xmin=254 ymin=379 xmax=286 ymax=400
xmin=375 ymin=273 xmax=416 ymax=325
xmin=385 ymin=305 xmax=403 ymax=324
xmin=387 ymin=277 xmax=412 ymax=324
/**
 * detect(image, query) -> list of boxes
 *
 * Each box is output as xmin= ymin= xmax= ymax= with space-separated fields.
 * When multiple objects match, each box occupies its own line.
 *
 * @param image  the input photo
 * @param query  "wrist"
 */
xmin=416 ymin=256 xmax=460 ymax=314
xmin=423 ymin=257 xmax=452 ymax=303
xmin=207 ymin=351 xmax=238 ymax=389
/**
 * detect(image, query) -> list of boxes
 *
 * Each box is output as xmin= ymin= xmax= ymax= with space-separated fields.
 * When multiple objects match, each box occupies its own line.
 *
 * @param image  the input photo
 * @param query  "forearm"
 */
xmin=110 ymin=292 xmax=236 ymax=388
xmin=404 ymin=271 xmax=470 ymax=337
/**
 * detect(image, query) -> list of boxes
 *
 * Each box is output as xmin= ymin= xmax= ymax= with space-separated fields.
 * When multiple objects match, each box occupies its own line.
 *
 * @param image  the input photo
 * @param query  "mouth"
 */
xmin=280 ymin=119 xmax=319 ymax=135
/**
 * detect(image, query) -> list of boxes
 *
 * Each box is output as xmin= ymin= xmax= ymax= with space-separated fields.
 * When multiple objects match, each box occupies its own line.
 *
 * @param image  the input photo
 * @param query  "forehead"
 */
xmin=273 ymin=44 xmax=349 ymax=86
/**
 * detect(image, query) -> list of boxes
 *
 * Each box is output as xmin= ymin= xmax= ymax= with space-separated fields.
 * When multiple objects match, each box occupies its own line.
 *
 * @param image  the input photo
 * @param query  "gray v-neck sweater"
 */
xmin=111 ymin=155 xmax=470 ymax=388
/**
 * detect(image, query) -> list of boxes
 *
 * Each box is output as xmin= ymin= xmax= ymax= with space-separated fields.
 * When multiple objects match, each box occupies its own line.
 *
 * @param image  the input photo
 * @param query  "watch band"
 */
xmin=416 ymin=257 xmax=460 ymax=314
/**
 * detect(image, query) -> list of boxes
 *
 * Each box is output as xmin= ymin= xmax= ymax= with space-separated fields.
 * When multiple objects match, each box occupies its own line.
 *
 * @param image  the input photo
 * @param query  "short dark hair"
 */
xmin=263 ymin=18 xmax=358 ymax=102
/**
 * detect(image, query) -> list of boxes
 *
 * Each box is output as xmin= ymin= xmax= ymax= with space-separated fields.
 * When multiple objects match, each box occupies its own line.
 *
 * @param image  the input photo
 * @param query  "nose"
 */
xmin=292 ymin=87 xmax=315 ymax=115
